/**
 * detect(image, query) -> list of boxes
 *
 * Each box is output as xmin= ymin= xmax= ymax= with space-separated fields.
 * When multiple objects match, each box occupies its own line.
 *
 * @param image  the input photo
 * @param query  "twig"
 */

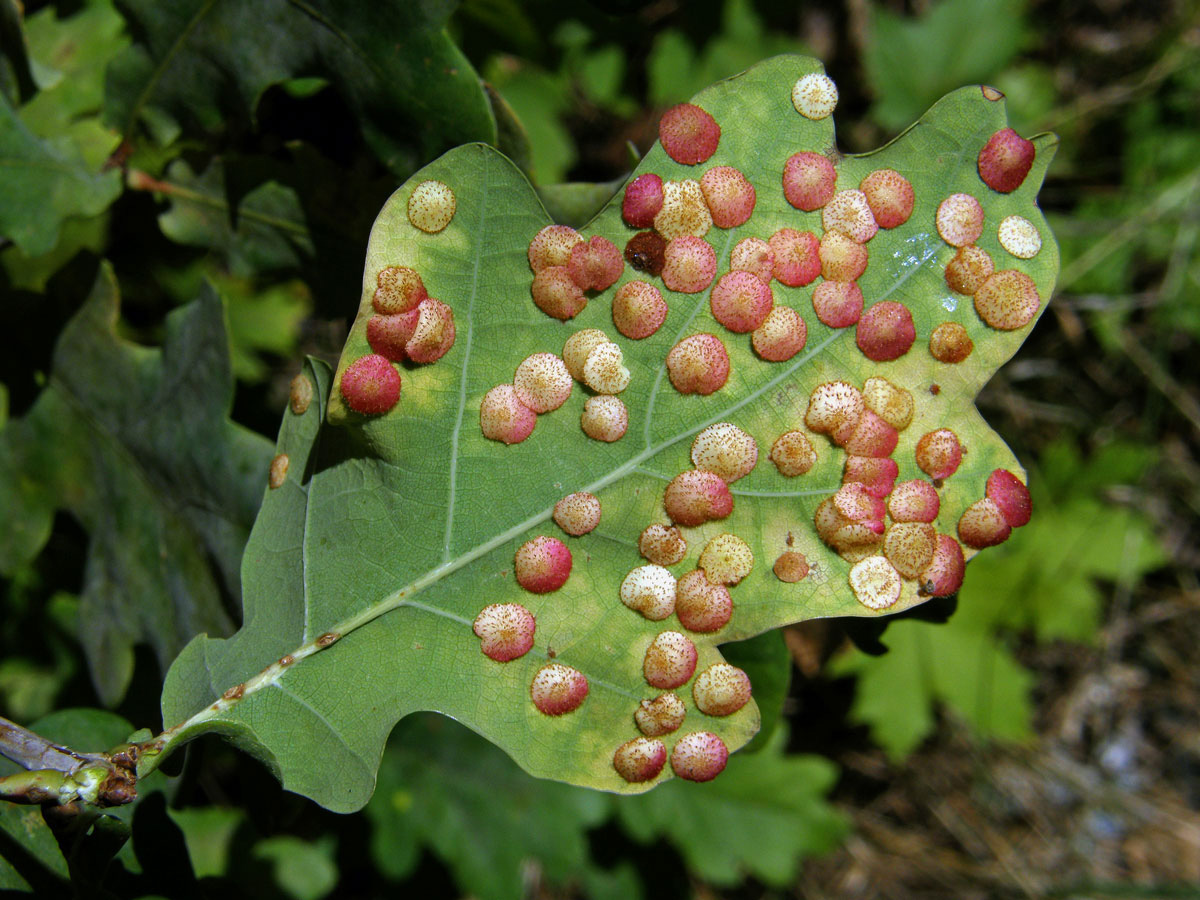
xmin=0 ymin=715 xmax=106 ymax=774
xmin=0 ymin=717 xmax=139 ymax=808
xmin=125 ymin=169 xmax=311 ymax=237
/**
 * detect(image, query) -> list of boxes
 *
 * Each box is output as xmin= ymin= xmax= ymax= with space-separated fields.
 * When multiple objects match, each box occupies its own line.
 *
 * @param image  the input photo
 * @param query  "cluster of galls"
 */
xmin=470 ymin=494 xmax=602 ymax=720
xmin=609 ymin=644 xmax=750 ymax=784
xmin=602 ymin=420 xmax=770 ymax=784
xmin=468 ymin=470 xmax=749 ymax=785
xmin=936 ymin=127 xmax=1043 ymax=337
xmin=481 ymin=222 xmax=643 ymax=445
xmin=339 ymin=264 xmax=458 ymax=416
xmin=336 ymin=179 xmax=460 ymax=415
xmin=624 ymin=88 xmax=925 ymax=374
xmin=511 ymin=420 xmax=763 ymax=787
xmin=529 ymin=226 xmax=626 ymax=320
xmin=804 ymin=377 xmax=1031 ymax=608
xmin=472 ymin=494 xmax=602 ymax=664
xmin=621 ymin=103 xmax=776 ymax=396
xmin=774 ymin=137 xmax=921 ymax=364
xmin=479 ymin=328 xmax=633 ymax=445
xmin=457 ymin=74 xmax=1045 ymax=788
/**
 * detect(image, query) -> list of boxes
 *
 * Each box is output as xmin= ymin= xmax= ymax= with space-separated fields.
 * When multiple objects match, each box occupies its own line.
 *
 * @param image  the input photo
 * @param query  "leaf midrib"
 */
xmin=440 ymin=153 xmax=492 ymax=563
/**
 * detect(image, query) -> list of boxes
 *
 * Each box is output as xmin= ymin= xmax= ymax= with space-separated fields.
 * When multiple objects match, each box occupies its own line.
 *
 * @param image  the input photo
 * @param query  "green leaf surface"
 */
xmin=104 ymin=0 xmax=496 ymax=176
xmin=0 ymin=95 xmax=121 ymax=256
xmin=0 ymin=266 xmax=274 ymax=704
xmin=614 ymin=728 xmax=847 ymax=885
xmin=366 ymin=713 xmax=608 ymax=900
xmin=156 ymin=55 xmax=1058 ymax=808
xmin=152 ymin=159 xmax=315 ymax=277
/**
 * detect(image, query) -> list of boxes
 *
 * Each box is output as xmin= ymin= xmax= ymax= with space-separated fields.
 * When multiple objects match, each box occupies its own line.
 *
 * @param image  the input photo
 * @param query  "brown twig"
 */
xmin=0 ymin=715 xmax=107 ymax=774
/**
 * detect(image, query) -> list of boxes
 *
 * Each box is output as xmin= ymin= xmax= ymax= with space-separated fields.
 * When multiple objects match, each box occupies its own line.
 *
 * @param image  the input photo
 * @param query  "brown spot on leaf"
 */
xmin=269 ymin=454 xmax=289 ymax=489
xmin=289 ymin=374 xmax=313 ymax=414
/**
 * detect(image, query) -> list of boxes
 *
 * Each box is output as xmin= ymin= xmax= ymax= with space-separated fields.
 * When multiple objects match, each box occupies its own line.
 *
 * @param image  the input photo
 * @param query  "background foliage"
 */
xmin=1 ymin=0 xmax=1195 ymax=897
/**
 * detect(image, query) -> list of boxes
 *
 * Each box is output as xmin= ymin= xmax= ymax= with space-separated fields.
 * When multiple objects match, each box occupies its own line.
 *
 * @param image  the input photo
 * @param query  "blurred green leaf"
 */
xmin=150 ymin=159 xmax=314 ymax=277
xmin=833 ymin=619 xmax=1035 ymax=758
xmin=865 ymin=0 xmax=1027 ymax=131
xmin=552 ymin=22 xmax=634 ymax=116
xmin=485 ymin=81 xmax=535 ymax=176
xmin=0 ymin=265 xmax=274 ymax=704
xmin=166 ymin=807 xmax=242 ymax=880
xmin=0 ymin=801 xmax=69 ymax=892
xmin=254 ymin=835 xmax=338 ymax=900
xmin=0 ymin=96 xmax=121 ymax=256
xmin=220 ymin=278 xmax=311 ymax=384
xmin=0 ymin=660 xmax=63 ymax=723
xmin=990 ymin=62 xmax=1059 ymax=136
xmin=456 ymin=0 xmax=541 ymax=57
xmin=485 ymin=56 xmax=575 ymax=184
xmin=575 ymin=44 xmax=629 ymax=112
xmin=0 ymin=583 xmax=80 ymax=725
xmin=1 ymin=214 xmax=109 ymax=292
xmin=20 ymin=0 xmax=128 ymax=160
xmin=614 ymin=728 xmax=847 ymax=885
xmin=0 ymin=0 xmax=36 ymax=103
xmin=367 ymin=713 xmax=609 ymax=900
xmin=0 ymin=1 xmax=125 ymax=284
xmin=648 ymin=0 xmax=808 ymax=106
xmin=104 ymin=0 xmax=497 ymax=176
xmin=646 ymin=30 xmax=696 ymax=107
xmin=579 ymin=862 xmax=644 ymax=900
xmin=536 ymin=178 xmax=624 ymax=227
xmin=152 ymin=261 xmax=312 ymax=385
xmin=1058 ymin=62 xmax=1200 ymax=342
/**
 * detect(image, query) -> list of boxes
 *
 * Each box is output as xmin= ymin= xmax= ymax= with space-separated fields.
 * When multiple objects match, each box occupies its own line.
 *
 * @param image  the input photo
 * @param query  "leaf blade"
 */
xmin=157 ymin=55 xmax=1059 ymax=806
